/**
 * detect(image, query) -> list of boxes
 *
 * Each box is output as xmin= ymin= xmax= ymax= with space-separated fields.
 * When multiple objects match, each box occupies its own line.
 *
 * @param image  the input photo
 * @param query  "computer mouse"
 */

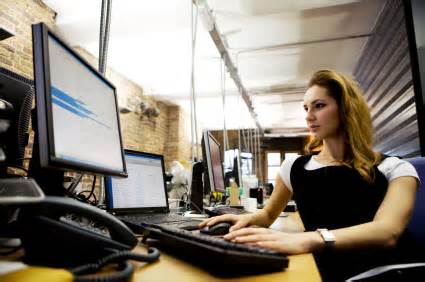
xmin=200 ymin=222 xmax=232 ymax=236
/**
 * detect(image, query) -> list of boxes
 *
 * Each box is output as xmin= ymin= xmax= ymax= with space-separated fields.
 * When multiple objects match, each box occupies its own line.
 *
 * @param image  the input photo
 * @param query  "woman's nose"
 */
xmin=305 ymin=109 xmax=314 ymax=121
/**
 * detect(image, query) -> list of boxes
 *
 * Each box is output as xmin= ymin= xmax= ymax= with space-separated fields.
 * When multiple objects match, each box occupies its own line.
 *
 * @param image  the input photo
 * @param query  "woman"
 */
xmin=199 ymin=69 xmax=419 ymax=281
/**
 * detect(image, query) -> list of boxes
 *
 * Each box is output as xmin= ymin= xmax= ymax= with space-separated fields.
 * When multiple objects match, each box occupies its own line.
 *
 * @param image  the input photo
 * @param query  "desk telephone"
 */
xmin=15 ymin=196 xmax=159 ymax=279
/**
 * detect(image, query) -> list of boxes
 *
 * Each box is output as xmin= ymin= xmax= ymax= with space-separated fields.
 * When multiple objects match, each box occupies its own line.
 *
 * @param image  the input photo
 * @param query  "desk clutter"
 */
xmin=0 ymin=192 xmax=160 ymax=281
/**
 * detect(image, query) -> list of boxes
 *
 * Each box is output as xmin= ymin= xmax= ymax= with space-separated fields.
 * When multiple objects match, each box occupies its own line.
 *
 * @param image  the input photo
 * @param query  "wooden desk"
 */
xmin=132 ymin=212 xmax=322 ymax=282
xmin=0 ymin=213 xmax=321 ymax=281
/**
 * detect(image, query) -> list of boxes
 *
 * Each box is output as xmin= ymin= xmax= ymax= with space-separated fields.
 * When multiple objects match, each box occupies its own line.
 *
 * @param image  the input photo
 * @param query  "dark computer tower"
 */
xmin=190 ymin=161 xmax=204 ymax=212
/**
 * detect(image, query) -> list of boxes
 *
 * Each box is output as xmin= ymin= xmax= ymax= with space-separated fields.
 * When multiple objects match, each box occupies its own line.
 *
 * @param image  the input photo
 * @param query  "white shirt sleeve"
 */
xmin=278 ymin=155 xmax=301 ymax=193
xmin=378 ymin=157 xmax=419 ymax=182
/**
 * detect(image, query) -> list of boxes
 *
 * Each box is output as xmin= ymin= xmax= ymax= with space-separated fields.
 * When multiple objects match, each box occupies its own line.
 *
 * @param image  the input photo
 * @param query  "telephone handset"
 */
xmin=17 ymin=196 xmax=140 ymax=267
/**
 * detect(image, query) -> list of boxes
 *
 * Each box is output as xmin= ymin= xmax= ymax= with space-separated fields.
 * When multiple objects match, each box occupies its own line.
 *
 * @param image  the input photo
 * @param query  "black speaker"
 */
xmin=190 ymin=161 xmax=204 ymax=213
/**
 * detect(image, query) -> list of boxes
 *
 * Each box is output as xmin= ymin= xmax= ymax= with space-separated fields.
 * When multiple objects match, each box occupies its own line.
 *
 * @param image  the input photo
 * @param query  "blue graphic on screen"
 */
xmin=51 ymin=86 xmax=110 ymax=128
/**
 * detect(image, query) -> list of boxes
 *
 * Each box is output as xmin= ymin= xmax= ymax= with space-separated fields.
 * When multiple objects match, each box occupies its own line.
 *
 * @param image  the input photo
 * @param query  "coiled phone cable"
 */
xmin=70 ymin=247 xmax=160 ymax=282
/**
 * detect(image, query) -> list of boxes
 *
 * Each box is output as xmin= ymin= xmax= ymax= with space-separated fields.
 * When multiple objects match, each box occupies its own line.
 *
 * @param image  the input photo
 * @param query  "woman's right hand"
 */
xmin=198 ymin=213 xmax=253 ymax=232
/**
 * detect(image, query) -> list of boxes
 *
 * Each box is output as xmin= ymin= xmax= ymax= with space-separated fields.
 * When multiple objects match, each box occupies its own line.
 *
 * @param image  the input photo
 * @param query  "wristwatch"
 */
xmin=317 ymin=228 xmax=336 ymax=249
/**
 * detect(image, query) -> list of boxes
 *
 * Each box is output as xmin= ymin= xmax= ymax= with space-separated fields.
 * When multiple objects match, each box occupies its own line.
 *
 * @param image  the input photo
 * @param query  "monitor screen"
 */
xmin=203 ymin=131 xmax=225 ymax=193
xmin=105 ymin=151 xmax=168 ymax=211
xmin=32 ymin=23 xmax=126 ymax=177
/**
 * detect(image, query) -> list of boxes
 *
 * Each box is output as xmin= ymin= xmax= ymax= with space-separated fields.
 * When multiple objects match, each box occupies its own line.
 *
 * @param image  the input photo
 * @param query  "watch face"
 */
xmin=318 ymin=229 xmax=335 ymax=244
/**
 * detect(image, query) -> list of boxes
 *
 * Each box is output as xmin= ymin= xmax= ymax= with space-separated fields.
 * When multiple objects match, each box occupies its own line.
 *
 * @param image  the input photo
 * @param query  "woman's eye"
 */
xmin=315 ymin=103 xmax=325 ymax=108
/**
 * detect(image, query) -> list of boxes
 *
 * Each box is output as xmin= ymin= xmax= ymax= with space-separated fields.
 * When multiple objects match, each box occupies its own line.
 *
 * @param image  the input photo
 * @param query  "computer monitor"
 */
xmin=105 ymin=150 xmax=168 ymax=213
xmin=0 ymin=67 xmax=33 ymax=176
xmin=201 ymin=131 xmax=225 ymax=194
xmin=29 ymin=22 xmax=127 ymax=195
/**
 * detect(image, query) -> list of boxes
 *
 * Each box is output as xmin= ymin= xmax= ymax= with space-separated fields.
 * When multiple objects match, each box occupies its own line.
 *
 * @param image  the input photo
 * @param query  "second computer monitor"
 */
xmin=202 ymin=131 xmax=225 ymax=193
xmin=105 ymin=150 xmax=169 ymax=213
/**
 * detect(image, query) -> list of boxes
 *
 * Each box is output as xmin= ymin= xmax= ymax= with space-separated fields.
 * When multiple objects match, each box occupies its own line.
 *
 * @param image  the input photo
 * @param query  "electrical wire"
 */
xmin=67 ymin=173 xmax=83 ymax=194
xmin=99 ymin=0 xmax=113 ymax=74
xmin=190 ymin=0 xmax=200 ymax=161
xmin=220 ymin=57 xmax=228 ymax=153
xmin=99 ymin=0 xmax=106 ymax=71
xmin=70 ymin=248 xmax=160 ymax=282
xmin=101 ymin=0 xmax=112 ymax=74
xmin=63 ymin=174 xmax=98 ymax=206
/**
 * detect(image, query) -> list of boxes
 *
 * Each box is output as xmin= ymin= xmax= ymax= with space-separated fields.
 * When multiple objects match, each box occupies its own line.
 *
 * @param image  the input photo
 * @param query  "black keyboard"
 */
xmin=204 ymin=206 xmax=250 ymax=217
xmin=119 ymin=214 xmax=200 ymax=231
xmin=143 ymin=225 xmax=289 ymax=273
xmin=121 ymin=213 xmax=188 ymax=224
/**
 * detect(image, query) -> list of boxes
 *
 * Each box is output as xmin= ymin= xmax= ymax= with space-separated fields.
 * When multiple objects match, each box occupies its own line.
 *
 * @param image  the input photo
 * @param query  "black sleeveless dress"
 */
xmin=290 ymin=155 xmax=418 ymax=281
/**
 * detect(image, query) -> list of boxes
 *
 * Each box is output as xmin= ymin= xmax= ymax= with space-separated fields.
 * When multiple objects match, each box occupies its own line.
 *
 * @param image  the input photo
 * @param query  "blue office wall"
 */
xmin=354 ymin=0 xmax=421 ymax=158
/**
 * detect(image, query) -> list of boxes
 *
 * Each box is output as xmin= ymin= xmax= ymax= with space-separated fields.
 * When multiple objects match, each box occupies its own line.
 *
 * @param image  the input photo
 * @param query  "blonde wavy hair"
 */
xmin=304 ymin=69 xmax=381 ymax=183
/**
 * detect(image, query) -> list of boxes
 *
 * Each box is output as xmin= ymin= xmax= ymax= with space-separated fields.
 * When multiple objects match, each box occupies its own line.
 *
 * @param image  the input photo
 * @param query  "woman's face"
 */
xmin=303 ymin=85 xmax=341 ymax=140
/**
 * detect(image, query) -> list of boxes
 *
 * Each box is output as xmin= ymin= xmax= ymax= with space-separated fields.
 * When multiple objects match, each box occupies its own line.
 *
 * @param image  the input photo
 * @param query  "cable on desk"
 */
xmin=70 ymin=247 xmax=160 ymax=282
xmin=73 ymin=261 xmax=133 ymax=282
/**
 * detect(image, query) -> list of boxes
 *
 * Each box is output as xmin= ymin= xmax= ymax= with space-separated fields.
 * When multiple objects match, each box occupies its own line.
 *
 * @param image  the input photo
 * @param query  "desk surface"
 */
xmin=0 ymin=213 xmax=321 ymax=281
xmin=132 ymin=212 xmax=322 ymax=282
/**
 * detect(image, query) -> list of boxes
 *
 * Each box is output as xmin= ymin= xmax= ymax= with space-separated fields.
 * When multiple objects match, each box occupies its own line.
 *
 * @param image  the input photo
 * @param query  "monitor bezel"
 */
xmin=32 ymin=22 xmax=127 ymax=177
xmin=104 ymin=149 xmax=170 ymax=214
xmin=203 ymin=131 xmax=225 ymax=193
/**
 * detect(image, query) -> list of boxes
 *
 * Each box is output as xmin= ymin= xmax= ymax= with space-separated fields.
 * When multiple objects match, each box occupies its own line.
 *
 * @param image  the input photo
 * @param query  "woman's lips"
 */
xmin=309 ymin=125 xmax=319 ymax=132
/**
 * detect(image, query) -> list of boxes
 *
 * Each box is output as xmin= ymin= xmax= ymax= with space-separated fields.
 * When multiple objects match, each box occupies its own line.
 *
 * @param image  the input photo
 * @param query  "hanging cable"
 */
xmin=255 ymin=128 xmax=261 ymax=179
xmin=246 ymin=128 xmax=248 ymax=175
xmin=99 ymin=0 xmax=112 ymax=74
xmin=190 ymin=0 xmax=199 ymax=161
xmin=253 ymin=129 xmax=257 ymax=177
xmin=248 ymin=129 xmax=254 ymax=175
xmin=253 ymin=129 xmax=256 ymax=176
xmin=257 ymin=128 xmax=263 ymax=183
xmin=102 ymin=0 xmax=112 ymax=74
xmin=99 ymin=0 xmax=106 ymax=71
xmin=253 ymin=128 xmax=257 ymax=176
xmin=189 ymin=0 xmax=195 ymax=162
xmin=241 ymin=128 xmax=249 ymax=178
xmin=235 ymin=53 xmax=242 ymax=185
xmin=220 ymin=57 xmax=228 ymax=154
xmin=97 ymin=0 xmax=113 ymax=207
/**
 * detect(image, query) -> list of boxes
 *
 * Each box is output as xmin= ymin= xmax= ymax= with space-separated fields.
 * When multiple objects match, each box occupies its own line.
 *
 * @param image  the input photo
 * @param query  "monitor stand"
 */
xmin=28 ymin=133 xmax=65 ymax=197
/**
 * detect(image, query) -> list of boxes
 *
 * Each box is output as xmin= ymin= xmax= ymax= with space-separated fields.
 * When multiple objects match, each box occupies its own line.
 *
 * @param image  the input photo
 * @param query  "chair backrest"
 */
xmin=406 ymin=157 xmax=425 ymax=245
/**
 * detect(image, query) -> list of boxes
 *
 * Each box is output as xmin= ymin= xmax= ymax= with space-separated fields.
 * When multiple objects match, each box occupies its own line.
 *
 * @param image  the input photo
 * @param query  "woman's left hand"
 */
xmin=223 ymin=227 xmax=319 ymax=255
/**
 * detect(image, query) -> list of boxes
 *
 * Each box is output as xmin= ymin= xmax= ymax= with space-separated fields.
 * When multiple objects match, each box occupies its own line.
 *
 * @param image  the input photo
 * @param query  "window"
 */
xmin=267 ymin=152 xmax=281 ymax=186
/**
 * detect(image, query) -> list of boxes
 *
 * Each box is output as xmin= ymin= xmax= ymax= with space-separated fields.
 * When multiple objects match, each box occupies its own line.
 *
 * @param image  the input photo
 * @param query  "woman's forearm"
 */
xmin=248 ymin=208 xmax=280 ymax=227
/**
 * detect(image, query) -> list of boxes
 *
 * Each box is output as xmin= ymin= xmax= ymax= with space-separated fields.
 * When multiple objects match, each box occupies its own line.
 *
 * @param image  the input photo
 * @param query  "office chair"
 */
xmin=347 ymin=157 xmax=425 ymax=281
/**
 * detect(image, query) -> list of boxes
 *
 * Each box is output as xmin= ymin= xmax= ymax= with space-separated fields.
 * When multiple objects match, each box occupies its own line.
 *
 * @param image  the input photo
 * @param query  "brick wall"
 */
xmin=0 ymin=0 xmax=55 ymax=78
xmin=0 ymin=0 xmax=55 ymax=173
xmin=165 ymin=105 xmax=192 ymax=169
xmin=0 ymin=0 xmax=193 ymax=190
xmin=74 ymin=48 xmax=171 ymax=159
xmin=68 ymin=49 xmax=194 ymax=174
